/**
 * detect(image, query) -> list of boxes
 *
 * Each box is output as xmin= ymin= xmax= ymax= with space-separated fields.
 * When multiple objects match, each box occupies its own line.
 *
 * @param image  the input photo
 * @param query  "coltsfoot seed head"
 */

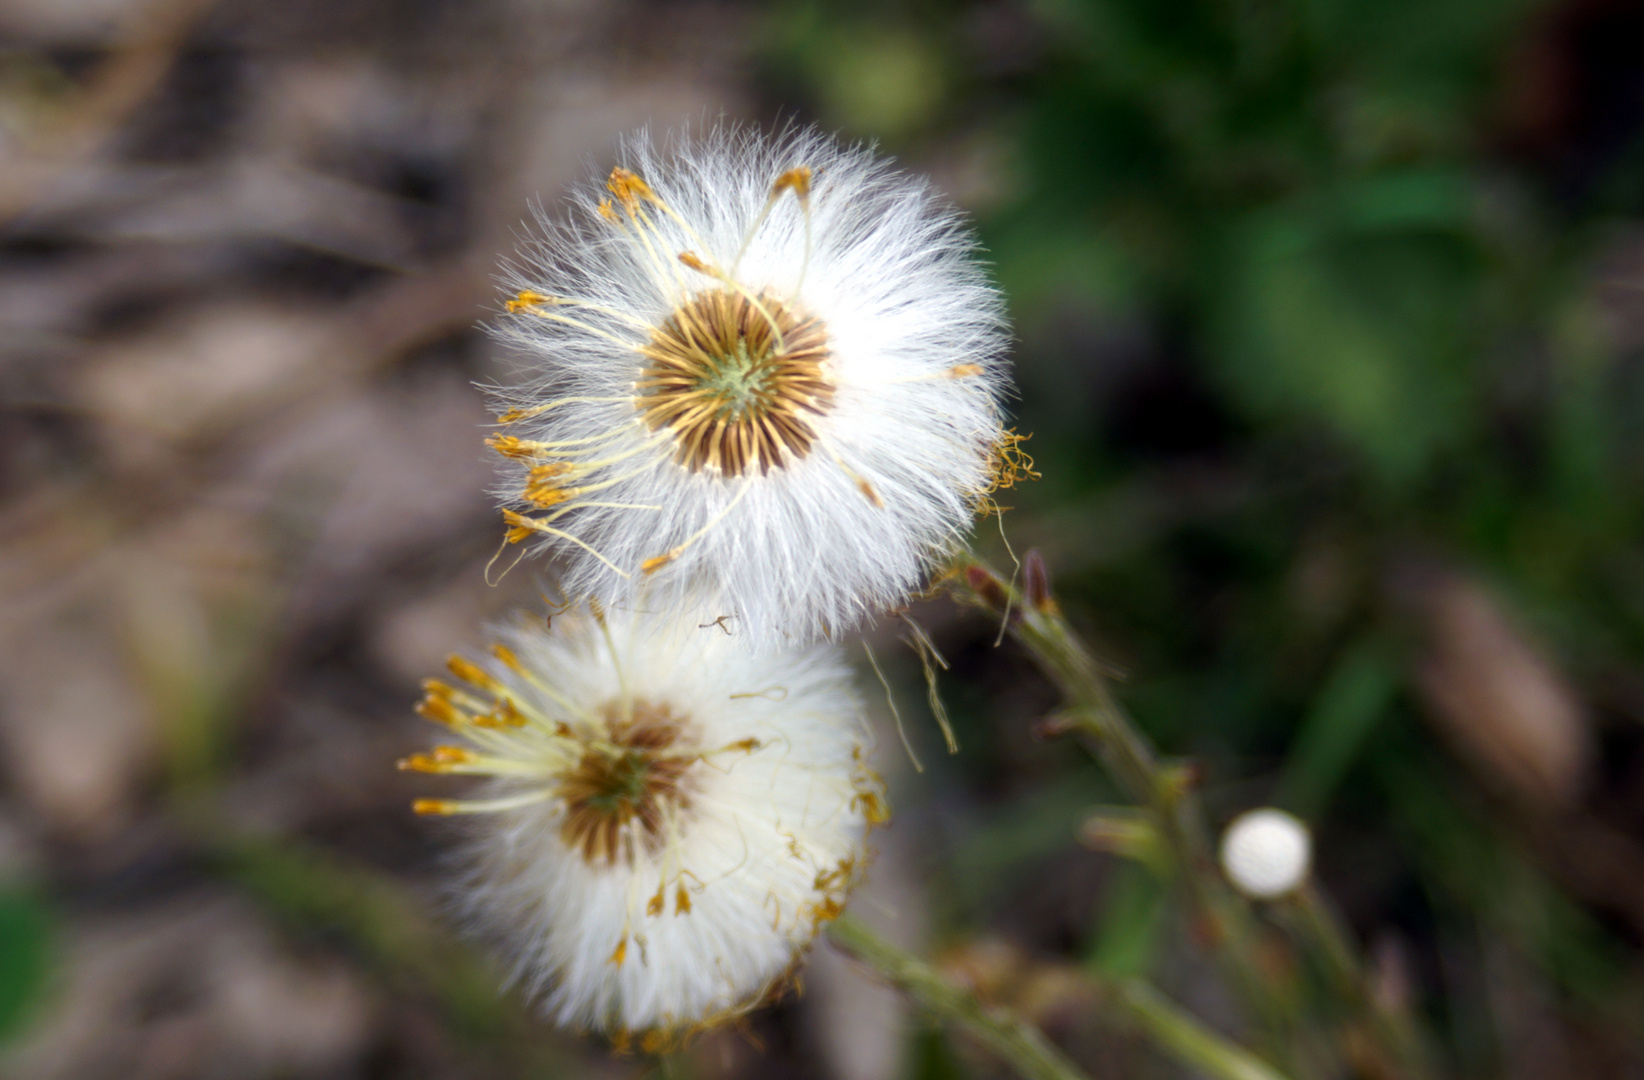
xmin=403 ymin=604 xmax=885 ymax=1040
xmin=488 ymin=124 xmax=1014 ymax=645
xmin=1218 ymin=808 xmax=1312 ymax=900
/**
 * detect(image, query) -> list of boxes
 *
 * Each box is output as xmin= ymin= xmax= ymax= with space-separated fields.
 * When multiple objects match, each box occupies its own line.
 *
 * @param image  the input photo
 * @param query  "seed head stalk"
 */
xmin=826 ymin=915 xmax=1293 ymax=1080
xmin=951 ymin=552 xmax=1448 ymax=1079
xmin=1276 ymin=884 xmax=1441 ymax=1080
xmin=826 ymin=915 xmax=1089 ymax=1080
xmin=951 ymin=552 xmax=1306 ymax=1069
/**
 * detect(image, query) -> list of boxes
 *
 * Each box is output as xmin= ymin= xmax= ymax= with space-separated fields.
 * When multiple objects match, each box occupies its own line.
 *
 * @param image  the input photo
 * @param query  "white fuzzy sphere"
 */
xmin=488 ymin=124 xmax=1012 ymax=646
xmin=1218 ymin=808 xmax=1312 ymax=899
xmin=407 ymin=605 xmax=883 ymax=1038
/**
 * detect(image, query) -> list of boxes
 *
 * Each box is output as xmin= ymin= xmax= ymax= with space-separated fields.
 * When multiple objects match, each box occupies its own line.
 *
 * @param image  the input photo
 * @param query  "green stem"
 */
xmin=825 ymin=915 xmax=1091 ymax=1080
xmin=1290 ymin=884 xmax=1362 ymax=1001
xmin=826 ymin=915 xmax=1294 ymax=1080
xmin=953 ymin=556 xmax=1281 ymax=1034
xmin=1283 ymin=885 xmax=1439 ymax=1080
xmin=1115 ymin=980 xmax=1293 ymax=1080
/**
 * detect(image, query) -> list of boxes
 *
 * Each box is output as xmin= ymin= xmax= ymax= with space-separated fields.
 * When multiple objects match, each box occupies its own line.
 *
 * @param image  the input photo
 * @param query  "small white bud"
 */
xmin=1219 ymin=808 xmax=1312 ymax=899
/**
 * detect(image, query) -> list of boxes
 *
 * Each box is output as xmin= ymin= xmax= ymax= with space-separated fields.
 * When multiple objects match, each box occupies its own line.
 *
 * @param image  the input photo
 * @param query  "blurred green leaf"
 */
xmin=1209 ymin=185 xmax=1484 ymax=478
xmin=818 ymin=28 xmax=947 ymax=139
xmin=0 ymin=889 xmax=51 ymax=1046
xmin=1086 ymin=863 xmax=1166 ymax=979
xmin=1277 ymin=640 xmax=1398 ymax=817
xmin=762 ymin=6 xmax=951 ymax=142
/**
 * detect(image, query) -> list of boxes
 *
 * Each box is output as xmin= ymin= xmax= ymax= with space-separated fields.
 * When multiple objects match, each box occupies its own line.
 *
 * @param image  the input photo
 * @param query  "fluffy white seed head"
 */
xmin=487 ymin=124 xmax=1017 ymax=645
xmin=404 ymin=604 xmax=885 ymax=1041
xmin=1219 ymin=808 xmax=1312 ymax=899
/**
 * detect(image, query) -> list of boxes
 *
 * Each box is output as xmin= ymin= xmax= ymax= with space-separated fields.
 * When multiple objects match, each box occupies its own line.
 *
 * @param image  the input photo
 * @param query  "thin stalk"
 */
xmin=826 ymin=916 xmax=1295 ymax=1080
xmin=958 ymin=550 xmax=1443 ymax=1077
xmin=826 ymin=915 xmax=1090 ymax=1080
xmin=1282 ymin=885 xmax=1439 ymax=1080
xmin=952 ymin=555 xmax=1282 ymax=1035
xmin=1115 ymin=980 xmax=1294 ymax=1080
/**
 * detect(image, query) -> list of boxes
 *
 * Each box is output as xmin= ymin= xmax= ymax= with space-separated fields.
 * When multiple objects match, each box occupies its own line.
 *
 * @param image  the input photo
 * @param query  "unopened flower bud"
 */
xmin=1023 ymin=548 xmax=1057 ymax=614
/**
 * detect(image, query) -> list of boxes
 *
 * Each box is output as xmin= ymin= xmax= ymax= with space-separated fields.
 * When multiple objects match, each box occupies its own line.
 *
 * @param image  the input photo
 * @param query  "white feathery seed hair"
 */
xmin=403 ymin=604 xmax=885 ymax=1041
xmin=486 ymin=124 xmax=1017 ymax=644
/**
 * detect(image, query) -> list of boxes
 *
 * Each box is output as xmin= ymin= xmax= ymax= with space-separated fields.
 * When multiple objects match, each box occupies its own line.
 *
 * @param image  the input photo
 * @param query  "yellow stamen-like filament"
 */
xmin=606 ymin=166 xmax=652 ymax=209
xmin=867 ymin=362 xmax=992 ymax=388
xmin=506 ymin=289 xmax=547 ymax=313
xmin=413 ymin=790 xmax=554 ymax=816
xmin=506 ymin=459 xmax=672 ymax=540
xmin=501 ymin=510 xmax=632 ymax=579
xmin=674 ymin=251 xmax=791 ymax=355
xmin=485 ymin=434 xmax=540 ymax=460
xmin=491 ymin=429 xmax=672 ymax=525
xmin=447 ymin=654 xmax=502 ymax=694
xmin=780 ymin=167 xmax=815 ymax=297
xmin=418 ymin=681 xmax=553 ymax=745
xmin=506 ymin=289 xmax=653 ymax=330
xmin=603 ymin=168 xmax=686 ymax=296
xmin=773 ymin=166 xmax=812 ymax=200
xmin=489 ymin=643 xmax=527 ymax=676
xmin=464 ymin=643 xmax=593 ymax=724
xmin=852 ymin=788 xmax=891 ymax=826
xmin=400 ymin=745 xmax=475 ymax=769
xmin=607 ymin=165 xmax=721 ymax=280
xmin=523 ymin=463 xmax=577 ymax=507
xmin=494 ymin=396 xmax=633 ymax=427
xmin=641 ymin=478 xmax=754 ymax=576
xmin=733 ymin=164 xmax=814 ymax=280
xmin=977 ymin=428 xmax=1040 ymax=517
xmin=516 ymin=307 xmax=640 ymax=351
xmin=398 ymin=747 xmax=546 ymax=777
xmin=487 ymin=427 xmax=635 ymax=457
xmin=828 ymin=450 xmax=885 ymax=509
xmin=415 ymin=694 xmax=464 ymax=728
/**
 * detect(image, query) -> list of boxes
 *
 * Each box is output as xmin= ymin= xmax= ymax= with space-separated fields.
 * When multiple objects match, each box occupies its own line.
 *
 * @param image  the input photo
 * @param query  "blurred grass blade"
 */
xmin=1087 ymin=863 xmax=1166 ymax=980
xmin=1277 ymin=641 xmax=1398 ymax=818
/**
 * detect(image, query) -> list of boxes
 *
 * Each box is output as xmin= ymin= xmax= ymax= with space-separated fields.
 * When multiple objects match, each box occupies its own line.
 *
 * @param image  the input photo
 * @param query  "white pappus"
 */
xmin=403 ymin=604 xmax=885 ymax=1041
xmin=486 ymin=124 xmax=1018 ymax=645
